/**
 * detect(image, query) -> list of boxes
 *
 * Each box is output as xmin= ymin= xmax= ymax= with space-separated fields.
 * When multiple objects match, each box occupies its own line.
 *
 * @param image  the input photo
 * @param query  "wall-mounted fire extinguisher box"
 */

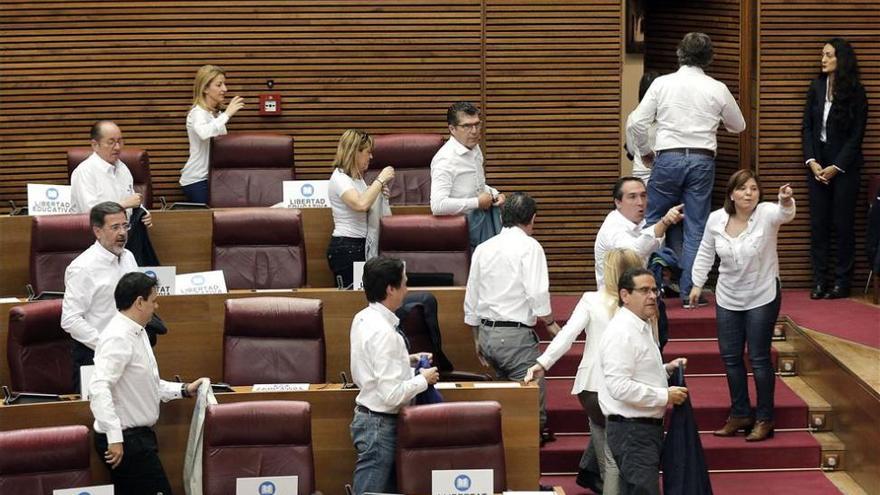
xmin=259 ymin=79 xmax=282 ymax=116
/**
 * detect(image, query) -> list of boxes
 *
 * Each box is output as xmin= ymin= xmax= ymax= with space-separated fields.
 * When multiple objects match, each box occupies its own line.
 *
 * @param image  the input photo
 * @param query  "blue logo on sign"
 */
xmin=301 ymin=183 xmax=315 ymax=197
xmin=259 ymin=481 xmax=277 ymax=494
xmin=78 ymin=492 xmax=92 ymax=495
xmin=191 ymin=274 xmax=205 ymax=286
xmin=46 ymin=188 xmax=59 ymax=200
xmin=454 ymin=474 xmax=472 ymax=491
xmin=144 ymin=270 xmax=157 ymax=279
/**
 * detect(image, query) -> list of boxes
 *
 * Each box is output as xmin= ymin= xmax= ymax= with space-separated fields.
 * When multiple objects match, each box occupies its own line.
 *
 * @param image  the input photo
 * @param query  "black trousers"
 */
xmin=808 ymin=144 xmax=861 ymax=288
xmin=606 ymin=420 xmax=664 ymax=495
xmin=71 ymin=341 xmax=94 ymax=393
xmin=95 ymin=426 xmax=173 ymax=495
xmin=326 ymin=236 xmax=366 ymax=289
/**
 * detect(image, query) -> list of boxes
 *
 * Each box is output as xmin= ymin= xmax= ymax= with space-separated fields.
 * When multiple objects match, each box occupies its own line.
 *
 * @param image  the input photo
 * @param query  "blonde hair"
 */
xmin=600 ymin=248 xmax=646 ymax=318
xmin=331 ymin=129 xmax=374 ymax=178
xmin=191 ymin=64 xmax=226 ymax=110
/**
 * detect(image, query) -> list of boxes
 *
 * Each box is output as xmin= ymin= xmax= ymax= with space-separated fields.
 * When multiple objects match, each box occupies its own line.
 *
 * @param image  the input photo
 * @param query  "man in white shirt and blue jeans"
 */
xmin=89 ymin=271 xmax=205 ymax=495
xmin=626 ymin=32 xmax=746 ymax=307
xmin=349 ymin=256 xmax=440 ymax=495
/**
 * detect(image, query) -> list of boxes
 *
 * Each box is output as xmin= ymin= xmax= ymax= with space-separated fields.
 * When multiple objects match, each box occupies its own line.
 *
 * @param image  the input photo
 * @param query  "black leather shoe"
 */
xmin=539 ymin=427 xmax=556 ymax=446
xmin=810 ymin=284 xmax=826 ymax=300
xmin=824 ymin=285 xmax=850 ymax=299
xmin=575 ymin=467 xmax=604 ymax=493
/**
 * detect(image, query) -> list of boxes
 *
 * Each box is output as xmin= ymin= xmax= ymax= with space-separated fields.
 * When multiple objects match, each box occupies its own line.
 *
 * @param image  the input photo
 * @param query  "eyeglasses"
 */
xmin=99 ymin=138 xmax=124 ymax=148
xmin=105 ymin=222 xmax=131 ymax=232
xmin=632 ymin=286 xmax=661 ymax=296
xmin=455 ymin=121 xmax=482 ymax=132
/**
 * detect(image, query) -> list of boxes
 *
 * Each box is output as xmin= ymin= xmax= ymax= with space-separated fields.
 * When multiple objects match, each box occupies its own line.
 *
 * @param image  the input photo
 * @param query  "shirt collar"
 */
xmin=90 ymin=151 xmax=120 ymax=175
xmin=449 ymin=136 xmax=478 ymax=156
xmin=92 ymin=240 xmax=127 ymax=264
xmin=678 ymin=65 xmax=706 ymax=76
xmin=500 ymin=225 xmax=528 ymax=239
xmin=116 ymin=311 xmax=145 ymax=337
xmin=368 ymin=302 xmax=401 ymax=328
xmin=618 ymin=306 xmax=652 ymax=333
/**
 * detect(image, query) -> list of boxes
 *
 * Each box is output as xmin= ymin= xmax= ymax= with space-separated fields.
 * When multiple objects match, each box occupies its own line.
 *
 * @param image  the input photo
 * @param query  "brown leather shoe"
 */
xmin=713 ymin=416 xmax=755 ymax=437
xmin=746 ymin=420 xmax=775 ymax=442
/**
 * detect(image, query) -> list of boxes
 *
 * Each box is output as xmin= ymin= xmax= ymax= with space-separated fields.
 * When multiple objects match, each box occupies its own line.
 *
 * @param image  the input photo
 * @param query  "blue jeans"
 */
xmin=182 ymin=179 xmax=209 ymax=203
xmin=350 ymin=408 xmax=398 ymax=495
xmin=715 ymin=281 xmax=781 ymax=421
xmin=646 ymin=152 xmax=715 ymax=300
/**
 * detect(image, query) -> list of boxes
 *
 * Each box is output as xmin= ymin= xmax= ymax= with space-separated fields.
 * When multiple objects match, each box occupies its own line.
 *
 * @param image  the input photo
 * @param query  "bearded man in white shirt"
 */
xmin=464 ymin=192 xmax=560 ymax=444
xmin=430 ymin=101 xmax=506 ymax=246
xmin=599 ymin=267 xmax=688 ymax=495
xmin=89 ymin=271 xmax=205 ymax=495
xmin=349 ymin=256 xmax=440 ymax=495
xmin=626 ymin=32 xmax=746 ymax=307
xmin=62 ymin=201 xmax=139 ymax=391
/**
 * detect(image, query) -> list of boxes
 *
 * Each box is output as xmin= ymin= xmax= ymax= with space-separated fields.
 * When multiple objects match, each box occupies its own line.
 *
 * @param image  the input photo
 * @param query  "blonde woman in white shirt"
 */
xmin=689 ymin=170 xmax=795 ymax=442
xmin=180 ymin=65 xmax=245 ymax=203
xmin=327 ymin=129 xmax=395 ymax=288
xmin=525 ymin=248 xmax=646 ymax=494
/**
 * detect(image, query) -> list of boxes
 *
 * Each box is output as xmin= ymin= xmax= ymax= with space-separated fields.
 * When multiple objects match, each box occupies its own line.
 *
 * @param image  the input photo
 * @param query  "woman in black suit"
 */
xmin=803 ymin=37 xmax=868 ymax=299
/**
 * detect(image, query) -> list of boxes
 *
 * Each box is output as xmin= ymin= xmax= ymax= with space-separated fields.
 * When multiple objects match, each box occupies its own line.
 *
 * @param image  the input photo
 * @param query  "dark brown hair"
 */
xmin=723 ymin=169 xmax=762 ymax=215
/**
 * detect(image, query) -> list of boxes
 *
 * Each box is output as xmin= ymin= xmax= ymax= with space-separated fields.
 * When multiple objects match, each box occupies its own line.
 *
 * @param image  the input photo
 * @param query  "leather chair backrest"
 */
xmin=0 ymin=425 xmax=91 ymax=493
xmin=365 ymin=133 xmax=444 ymax=205
xmin=203 ymin=401 xmax=314 ymax=495
xmin=212 ymin=208 xmax=307 ymax=290
xmin=223 ymin=297 xmax=325 ymax=385
xmin=29 ymin=214 xmax=93 ymax=295
xmin=379 ymin=214 xmax=470 ymax=285
xmin=7 ymin=300 xmax=74 ymax=394
xmin=396 ymin=401 xmax=506 ymax=493
xmin=67 ymin=147 xmax=153 ymax=208
xmin=209 ymin=133 xmax=294 ymax=207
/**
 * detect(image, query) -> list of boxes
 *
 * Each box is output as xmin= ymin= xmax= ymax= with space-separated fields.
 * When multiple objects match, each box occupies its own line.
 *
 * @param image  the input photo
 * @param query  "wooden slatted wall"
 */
xmin=643 ymin=0 xmax=746 ymax=209
xmin=757 ymin=0 xmax=880 ymax=288
xmin=0 ymin=1 xmax=623 ymax=292
xmin=484 ymin=0 xmax=622 ymax=290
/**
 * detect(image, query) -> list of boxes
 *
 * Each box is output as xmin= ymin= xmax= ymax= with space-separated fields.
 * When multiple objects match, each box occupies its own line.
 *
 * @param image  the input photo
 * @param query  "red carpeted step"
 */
xmin=545 ymin=375 xmax=807 ymax=434
xmin=539 ymin=431 xmax=820 ymax=474
xmin=541 ymin=470 xmax=841 ymax=495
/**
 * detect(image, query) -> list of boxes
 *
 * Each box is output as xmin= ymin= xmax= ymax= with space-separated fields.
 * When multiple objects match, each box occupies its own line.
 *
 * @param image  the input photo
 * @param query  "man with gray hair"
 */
xmin=625 ymin=32 xmax=746 ymax=308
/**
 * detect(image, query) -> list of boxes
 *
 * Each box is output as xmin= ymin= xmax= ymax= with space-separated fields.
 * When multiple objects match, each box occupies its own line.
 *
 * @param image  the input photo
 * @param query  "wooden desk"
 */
xmin=0 ymin=206 xmax=430 ymax=297
xmin=0 ymin=384 xmax=540 ymax=495
xmin=0 ymin=288 xmax=481 ymax=393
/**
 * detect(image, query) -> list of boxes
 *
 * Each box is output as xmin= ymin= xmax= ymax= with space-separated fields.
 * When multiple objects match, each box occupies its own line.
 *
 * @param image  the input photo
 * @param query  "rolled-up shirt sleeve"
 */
xmin=89 ymin=334 xmax=132 ymax=444
xmin=61 ymin=267 xmax=101 ymax=350
xmin=600 ymin=332 xmax=668 ymax=409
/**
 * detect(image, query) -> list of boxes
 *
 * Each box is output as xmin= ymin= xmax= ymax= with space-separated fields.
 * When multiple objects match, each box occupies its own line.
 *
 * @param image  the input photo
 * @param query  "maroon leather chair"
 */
xmin=67 ymin=147 xmax=153 ymax=208
xmin=365 ymin=133 xmax=444 ymax=205
xmin=212 ymin=208 xmax=307 ymax=290
xmin=7 ymin=300 xmax=75 ymax=394
xmin=223 ymin=297 xmax=325 ymax=385
xmin=0 ymin=425 xmax=91 ymax=493
xmin=203 ymin=401 xmax=314 ymax=495
xmin=209 ymin=133 xmax=294 ymax=207
xmin=379 ymin=214 xmax=470 ymax=285
xmin=29 ymin=213 xmax=93 ymax=295
xmin=396 ymin=401 xmax=506 ymax=493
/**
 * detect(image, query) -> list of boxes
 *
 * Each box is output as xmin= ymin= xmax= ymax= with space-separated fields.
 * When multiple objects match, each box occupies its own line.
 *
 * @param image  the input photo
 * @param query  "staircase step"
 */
xmin=540 ymin=470 xmax=842 ymax=495
xmin=545 ymin=376 xmax=808 ymax=434
xmin=539 ymin=430 xmax=821 ymax=473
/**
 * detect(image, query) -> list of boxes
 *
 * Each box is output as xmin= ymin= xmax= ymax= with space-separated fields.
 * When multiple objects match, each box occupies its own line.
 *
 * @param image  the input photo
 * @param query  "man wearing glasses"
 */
xmin=599 ymin=267 xmax=688 ymax=495
xmin=62 ymin=201 xmax=138 ymax=390
xmin=430 ymin=101 xmax=505 ymax=246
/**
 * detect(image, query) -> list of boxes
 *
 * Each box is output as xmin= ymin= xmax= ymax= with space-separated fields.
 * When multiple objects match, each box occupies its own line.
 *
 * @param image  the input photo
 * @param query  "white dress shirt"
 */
xmin=61 ymin=242 xmax=139 ymax=350
xmin=430 ymin=136 xmax=498 ymax=215
xmin=70 ymin=152 xmax=135 ymax=214
xmin=536 ymin=290 xmax=617 ymax=394
xmin=598 ymin=307 xmax=669 ymax=419
xmin=692 ymin=200 xmax=795 ymax=311
xmin=180 ymin=105 xmax=229 ymax=186
xmin=627 ymin=66 xmax=746 ymax=156
xmin=464 ymin=226 xmax=552 ymax=327
xmin=594 ymin=209 xmax=663 ymax=288
xmin=350 ymin=302 xmax=427 ymax=413
xmin=89 ymin=311 xmax=182 ymax=444
xmin=328 ymin=168 xmax=368 ymax=238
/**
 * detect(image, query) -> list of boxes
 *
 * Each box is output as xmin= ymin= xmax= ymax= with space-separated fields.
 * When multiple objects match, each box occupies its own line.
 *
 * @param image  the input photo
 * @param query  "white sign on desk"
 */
xmin=351 ymin=262 xmax=365 ymax=290
xmin=54 ymin=484 xmax=114 ymax=495
xmin=174 ymin=270 xmax=227 ymax=295
xmin=28 ymin=184 xmax=74 ymax=216
xmin=432 ymin=469 xmax=493 ymax=495
xmin=139 ymin=266 xmax=176 ymax=296
xmin=252 ymin=383 xmax=309 ymax=392
xmin=283 ymin=180 xmax=329 ymax=209
xmin=236 ymin=475 xmax=298 ymax=495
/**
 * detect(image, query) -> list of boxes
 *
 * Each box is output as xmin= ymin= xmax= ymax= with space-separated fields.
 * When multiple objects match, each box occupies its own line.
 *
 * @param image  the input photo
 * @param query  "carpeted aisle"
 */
xmin=539 ymin=293 xmax=843 ymax=494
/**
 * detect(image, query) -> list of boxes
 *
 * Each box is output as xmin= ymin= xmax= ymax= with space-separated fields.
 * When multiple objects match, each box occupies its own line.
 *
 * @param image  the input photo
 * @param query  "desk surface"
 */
xmin=0 ymin=206 xmax=429 ymax=297
xmin=0 ymin=384 xmax=540 ymax=495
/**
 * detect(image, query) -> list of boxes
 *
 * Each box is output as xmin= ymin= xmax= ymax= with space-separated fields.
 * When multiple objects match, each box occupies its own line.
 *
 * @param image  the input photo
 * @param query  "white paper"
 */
xmin=236 ymin=475 xmax=298 ymax=495
xmin=283 ymin=180 xmax=330 ymax=209
xmin=174 ymin=270 xmax=227 ymax=295
xmin=252 ymin=383 xmax=310 ymax=392
xmin=473 ymin=382 xmax=521 ymax=389
xmin=79 ymin=365 xmax=95 ymax=400
xmin=54 ymin=484 xmax=114 ymax=495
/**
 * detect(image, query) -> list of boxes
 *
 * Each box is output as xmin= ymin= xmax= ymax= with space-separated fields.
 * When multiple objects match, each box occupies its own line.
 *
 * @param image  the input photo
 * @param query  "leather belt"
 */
xmin=607 ymin=414 xmax=664 ymax=426
xmin=480 ymin=319 xmax=533 ymax=329
xmin=657 ymin=147 xmax=714 ymax=157
xmin=355 ymin=404 xmax=397 ymax=418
